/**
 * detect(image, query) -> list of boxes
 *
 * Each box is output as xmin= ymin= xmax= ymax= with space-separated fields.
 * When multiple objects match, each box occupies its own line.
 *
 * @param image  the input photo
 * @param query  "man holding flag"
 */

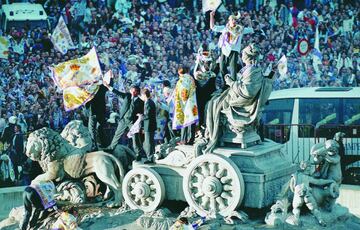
xmin=210 ymin=8 xmax=254 ymax=87
xmin=51 ymin=47 xmax=109 ymax=150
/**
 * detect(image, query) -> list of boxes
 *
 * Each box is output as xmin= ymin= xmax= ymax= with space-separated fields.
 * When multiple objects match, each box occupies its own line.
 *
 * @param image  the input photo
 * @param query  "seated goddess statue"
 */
xmin=204 ymin=43 xmax=275 ymax=152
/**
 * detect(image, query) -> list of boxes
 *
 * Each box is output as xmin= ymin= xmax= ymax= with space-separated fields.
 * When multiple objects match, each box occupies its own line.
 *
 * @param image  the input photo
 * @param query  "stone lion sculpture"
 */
xmin=60 ymin=120 xmax=93 ymax=152
xmin=26 ymin=127 xmax=124 ymax=207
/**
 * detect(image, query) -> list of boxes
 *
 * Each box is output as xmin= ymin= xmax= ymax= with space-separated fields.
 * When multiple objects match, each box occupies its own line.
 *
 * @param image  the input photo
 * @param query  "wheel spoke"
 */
xmin=194 ymin=172 xmax=205 ymax=183
xmin=209 ymin=197 xmax=217 ymax=211
xmin=149 ymin=184 xmax=157 ymax=190
xmin=216 ymin=197 xmax=226 ymax=210
xmin=134 ymin=176 xmax=140 ymax=183
xmin=201 ymin=196 xmax=210 ymax=209
xmin=215 ymin=167 xmax=225 ymax=178
xmin=209 ymin=162 xmax=217 ymax=177
xmin=220 ymin=176 xmax=232 ymax=184
xmin=140 ymin=198 xmax=147 ymax=206
xmin=194 ymin=191 xmax=204 ymax=198
xmin=220 ymin=192 xmax=232 ymax=200
xmin=223 ymin=184 xmax=233 ymax=191
xmin=200 ymin=164 xmax=210 ymax=177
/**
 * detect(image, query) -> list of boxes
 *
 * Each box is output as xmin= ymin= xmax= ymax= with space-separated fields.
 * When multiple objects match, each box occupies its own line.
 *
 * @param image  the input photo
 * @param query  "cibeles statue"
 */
xmin=204 ymin=43 xmax=275 ymax=152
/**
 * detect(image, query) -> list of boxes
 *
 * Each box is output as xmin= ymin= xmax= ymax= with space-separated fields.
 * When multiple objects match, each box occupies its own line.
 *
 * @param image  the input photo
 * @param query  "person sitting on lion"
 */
xmin=25 ymin=127 xmax=124 ymax=208
xmin=20 ymin=180 xmax=58 ymax=230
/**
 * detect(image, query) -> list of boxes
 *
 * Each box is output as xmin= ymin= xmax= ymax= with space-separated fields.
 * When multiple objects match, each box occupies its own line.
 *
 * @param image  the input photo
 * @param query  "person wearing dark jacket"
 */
xmin=104 ymin=83 xmax=144 ymax=159
xmin=1 ymin=116 xmax=17 ymax=147
xmin=139 ymin=88 xmax=157 ymax=164
xmin=86 ymin=84 xmax=108 ymax=150
xmin=10 ymin=124 xmax=25 ymax=180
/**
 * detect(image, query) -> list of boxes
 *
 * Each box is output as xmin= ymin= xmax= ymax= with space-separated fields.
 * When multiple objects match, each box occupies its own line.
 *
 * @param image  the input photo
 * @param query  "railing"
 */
xmin=261 ymin=123 xmax=360 ymax=184
xmin=260 ymin=124 xmax=316 ymax=164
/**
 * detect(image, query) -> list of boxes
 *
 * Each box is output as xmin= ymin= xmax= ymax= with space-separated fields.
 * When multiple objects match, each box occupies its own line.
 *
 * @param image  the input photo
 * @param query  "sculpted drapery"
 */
xmin=204 ymin=44 xmax=273 ymax=153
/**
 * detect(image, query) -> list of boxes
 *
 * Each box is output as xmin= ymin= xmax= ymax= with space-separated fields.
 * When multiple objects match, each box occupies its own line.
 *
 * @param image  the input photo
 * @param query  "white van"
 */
xmin=261 ymin=87 xmax=360 ymax=170
xmin=0 ymin=3 xmax=50 ymax=31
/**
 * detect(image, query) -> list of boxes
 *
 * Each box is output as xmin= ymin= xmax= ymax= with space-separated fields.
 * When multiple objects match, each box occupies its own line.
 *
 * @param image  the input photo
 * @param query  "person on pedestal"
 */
xmin=210 ymin=11 xmax=254 ymax=88
xmin=86 ymin=84 xmax=108 ymax=151
xmin=172 ymin=67 xmax=199 ymax=145
xmin=161 ymin=81 xmax=176 ymax=144
xmin=103 ymin=83 xmax=144 ymax=160
xmin=139 ymin=88 xmax=157 ymax=164
xmin=193 ymin=45 xmax=217 ymax=134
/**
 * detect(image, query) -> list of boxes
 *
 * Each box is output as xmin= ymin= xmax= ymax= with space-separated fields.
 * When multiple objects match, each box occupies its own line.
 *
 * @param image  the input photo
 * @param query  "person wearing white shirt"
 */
xmin=210 ymin=11 xmax=254 ymax=86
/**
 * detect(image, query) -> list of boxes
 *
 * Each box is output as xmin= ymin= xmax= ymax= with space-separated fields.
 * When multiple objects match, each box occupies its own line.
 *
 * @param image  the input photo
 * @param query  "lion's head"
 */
xmin=61 ymin=120 xmax=92 ymax=151
xmin=26 ymin=128 xmax=67 ymax=171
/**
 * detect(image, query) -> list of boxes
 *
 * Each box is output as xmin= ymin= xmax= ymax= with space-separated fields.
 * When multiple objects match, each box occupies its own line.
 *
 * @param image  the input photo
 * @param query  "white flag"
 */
xmin=277 ymin=55 xmax=287 ymax=77
xmin=312 ymin=26 xmax=322 ymax=73
xmin=103 ymin=70 xmax=113 ymax=86
xmin=127 ymin=116 xmax=142 ymax=138
xmin=51 ymin=16 xmax=75 ymax=55
xmin=202 ymin=0 xmax=222 ymax=13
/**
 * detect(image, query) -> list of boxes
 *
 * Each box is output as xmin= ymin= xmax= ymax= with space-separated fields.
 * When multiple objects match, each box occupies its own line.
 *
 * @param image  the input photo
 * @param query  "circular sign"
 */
xmin=297 ymin=38 xmax=310 ymax=56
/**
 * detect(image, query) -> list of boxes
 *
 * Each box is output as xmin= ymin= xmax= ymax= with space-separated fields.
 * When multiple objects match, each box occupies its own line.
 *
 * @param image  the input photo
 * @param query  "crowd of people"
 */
xmin=0 ymin=0 xmax=359 ymax=186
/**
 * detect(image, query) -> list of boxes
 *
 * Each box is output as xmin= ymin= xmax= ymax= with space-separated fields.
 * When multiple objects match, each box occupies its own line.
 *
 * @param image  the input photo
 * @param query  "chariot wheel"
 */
xmin=122 ymin=167 xmax=165 ymax=212
xmin=183 ymin=154 xmax=245 ymax=217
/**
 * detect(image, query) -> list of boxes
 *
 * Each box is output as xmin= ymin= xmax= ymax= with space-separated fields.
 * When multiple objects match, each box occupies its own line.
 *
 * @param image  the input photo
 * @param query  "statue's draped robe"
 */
xmin=205 ymin=64 xmax=273 ymax=152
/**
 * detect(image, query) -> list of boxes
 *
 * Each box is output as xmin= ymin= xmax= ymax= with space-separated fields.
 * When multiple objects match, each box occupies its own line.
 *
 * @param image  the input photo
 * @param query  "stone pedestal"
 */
xmin=213 ymin=140 xmax=297 ymax=208
xmin=221 ymin=126 xmax=261 ymax=149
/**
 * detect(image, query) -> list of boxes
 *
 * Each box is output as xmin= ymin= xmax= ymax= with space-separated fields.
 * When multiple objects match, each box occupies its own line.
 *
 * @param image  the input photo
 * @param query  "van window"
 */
xmin=261 ymin=99 xmax=294 ymax=143
xmin=344 ymin=99 xmax=360 ymax=125
xmin=262 ymin=99 xmax=294 ymax=125
xmin=299 ymin=98 xmax=340 ymax=138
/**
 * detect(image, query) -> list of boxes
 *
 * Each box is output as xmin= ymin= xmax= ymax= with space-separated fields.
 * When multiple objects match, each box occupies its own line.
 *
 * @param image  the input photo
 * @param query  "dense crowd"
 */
xmin=0 ymin=0 xmax=359 ymax=186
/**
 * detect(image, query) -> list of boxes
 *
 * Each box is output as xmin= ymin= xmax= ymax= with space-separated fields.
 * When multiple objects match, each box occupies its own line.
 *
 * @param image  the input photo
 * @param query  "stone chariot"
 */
xmin=122 ymin=140 xmax=296 ymax=217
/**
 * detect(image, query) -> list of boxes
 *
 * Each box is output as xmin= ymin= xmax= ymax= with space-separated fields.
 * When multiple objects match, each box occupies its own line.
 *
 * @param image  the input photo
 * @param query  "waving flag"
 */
xmin=0 ymin=36 xmax=9 ymax=59
xmin=277 ymin=55 xmax=288 ymax=77
xmin=172 ymin=74 xmax=199 ymax=130
xmin=51 ymin=47 xmax=102 ymax=111
xmin=202 ymin=0 xmax=222 ymax=13
xmin=312 ymin=26 xmax=322 ymax=73
xmin=51 ymin=16 xmax=75 ymax=55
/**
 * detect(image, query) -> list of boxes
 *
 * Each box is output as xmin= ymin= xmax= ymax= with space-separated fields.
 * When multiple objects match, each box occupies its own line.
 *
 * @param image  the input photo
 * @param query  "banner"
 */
xmin=172 ymin=74 xmax=199 ymax=130
xmin=202 ymin=0 xmax=222 ymax=13
xmin=0 ymin=36 xmax=9 ymax=59
xmin=51 ymin=16 xmax=75 ymax=55
xmin=343 ymin=19 xmax=353 ymax=32
xmin=52 ymin=47 xmax=102 ymax=111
